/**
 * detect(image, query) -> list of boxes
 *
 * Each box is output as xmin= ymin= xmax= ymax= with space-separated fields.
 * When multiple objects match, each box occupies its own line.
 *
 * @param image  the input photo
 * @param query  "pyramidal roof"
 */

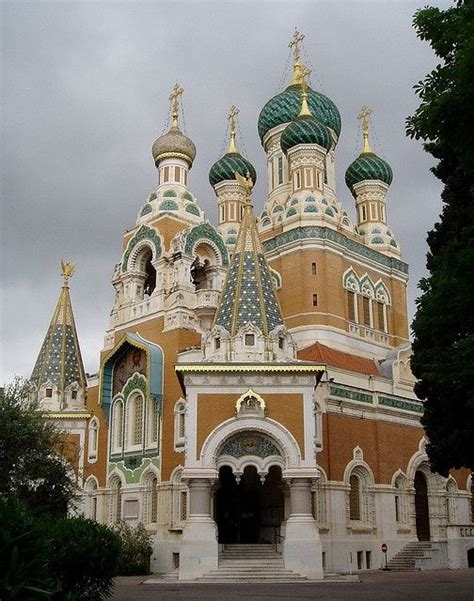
xmin=30 ymin=261 xmax=86 ymax=394
xmin=214 ymin=177 xmax=284 ymax=336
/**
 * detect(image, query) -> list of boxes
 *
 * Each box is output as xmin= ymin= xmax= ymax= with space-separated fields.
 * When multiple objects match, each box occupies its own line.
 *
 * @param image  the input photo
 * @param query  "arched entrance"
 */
xmin=414 ymin=471 xmax=430 ymax=541
xmin=215 ymin=464 xmax=284 ymax=544
xmin=468 ymin=548 xmax=474 ymax=568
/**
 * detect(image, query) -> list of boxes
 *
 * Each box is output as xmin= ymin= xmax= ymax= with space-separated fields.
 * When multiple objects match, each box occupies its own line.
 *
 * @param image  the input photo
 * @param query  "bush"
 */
xmin=113 ymin=522 xmax=153 ymax=575
xmin=0 ymin=496 xmax=54 ymax=600
xmin=48 ymin=516 xmax=121 ymax=601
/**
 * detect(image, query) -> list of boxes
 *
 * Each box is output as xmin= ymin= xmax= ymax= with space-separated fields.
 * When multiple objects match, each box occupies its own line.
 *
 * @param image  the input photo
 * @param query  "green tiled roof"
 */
xmin=214 ymin=198 xmax=284 ymax=336
xmin=345 ymin=152 xmax=393 ymax=191
xmin=258 ymin=84 xmax=341 ymax=142
xmin=31 ymin=280 xmax=86 ymax=393
xmin=209 ymin=152 xmax=257 ymax=188
xmin=281 ymin=115 xmax=332 ymax=154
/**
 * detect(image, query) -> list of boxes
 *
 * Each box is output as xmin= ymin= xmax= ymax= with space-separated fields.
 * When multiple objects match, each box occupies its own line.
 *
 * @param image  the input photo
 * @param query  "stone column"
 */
xmin=179 ymin=478 xmax=218 ymax=580
xmin=283 ymin=478 xmax=323 ymax=579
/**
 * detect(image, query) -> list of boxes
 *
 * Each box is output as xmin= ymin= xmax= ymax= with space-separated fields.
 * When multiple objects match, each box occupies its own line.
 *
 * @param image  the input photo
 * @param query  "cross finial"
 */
xmin=301 ymin=66 xmax=311 ymax=95
xmin=289 ymin=28 xmax=305 ymax=64
xmin=298 ymin=65 xmax=312 ymax=117
xmin=170 ymin=83 xmax=184 ymax=128
xmin=357 ymin=106 xmax=373 ymax=153
xmin=61 ymin=260 xmax=76 ymax=287
xmin=226 ymin=105 xmax=240 ymax=154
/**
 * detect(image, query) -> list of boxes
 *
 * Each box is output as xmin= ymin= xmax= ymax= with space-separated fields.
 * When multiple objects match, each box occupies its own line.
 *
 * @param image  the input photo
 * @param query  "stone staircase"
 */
xmin=197 ymin=544 xmax=308 ymax=582
xmin=386 ymin=541 xmax=433 ymax=571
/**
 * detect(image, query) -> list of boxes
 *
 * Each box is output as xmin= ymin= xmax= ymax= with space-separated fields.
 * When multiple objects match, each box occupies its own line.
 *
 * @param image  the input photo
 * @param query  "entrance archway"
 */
xmin=414 ymin=471 xmax=430 ymax=541
xmin=215 ymin=464 xmax=284 ymax=544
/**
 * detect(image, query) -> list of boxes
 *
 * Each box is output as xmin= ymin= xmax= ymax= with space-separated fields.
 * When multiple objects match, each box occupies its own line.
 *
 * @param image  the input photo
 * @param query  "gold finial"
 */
xmin=235 ymin=170 xmax=254 ymax=198
xmin=289 ymin=28 xmax=305 ymax=85
xmin=61 ymin=260 xmax=76 ymax=287
xmin=298 ymin=65 xmax=312 ymax=117
xmin=227 ymin=105 xmax=240 ymax=154
xmin=357 ymin=105 xmax=373 ymax=154
xmin=169 ymin=83 xmax=184 ymax=129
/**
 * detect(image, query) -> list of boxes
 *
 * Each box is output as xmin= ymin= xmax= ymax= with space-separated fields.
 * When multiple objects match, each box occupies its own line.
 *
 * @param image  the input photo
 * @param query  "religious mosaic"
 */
xmin=219 ymin=432 xmax=282 ymax=459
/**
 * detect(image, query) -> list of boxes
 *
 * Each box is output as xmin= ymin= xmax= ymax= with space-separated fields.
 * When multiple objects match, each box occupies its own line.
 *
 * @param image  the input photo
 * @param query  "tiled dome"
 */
xmin=281 ymin=115 xmax=332 ymax=154
xmin=345 ymin=152 xmax=393 ymax=192
xmin=209 ymin=152 xmax=257 ymax=188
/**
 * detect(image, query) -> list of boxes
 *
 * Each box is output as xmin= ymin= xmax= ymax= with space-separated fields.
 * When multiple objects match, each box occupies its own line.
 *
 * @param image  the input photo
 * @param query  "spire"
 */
xmin=226 ymin=105 xmax=240 ymax=154
xmin=30 ymin=261 xmax=87 ymax=406
xmin=289 ymin=28 xmax=305 ymax=86
xmin=170 ymin=83 xmax=184 ymax=129
xmin=214 ymin=173 xmax=285 ymax=337
xmin=357 ymin=105 xmax=374 ymax=154
xmin=298 ymin=66 xmax=312 ymax=117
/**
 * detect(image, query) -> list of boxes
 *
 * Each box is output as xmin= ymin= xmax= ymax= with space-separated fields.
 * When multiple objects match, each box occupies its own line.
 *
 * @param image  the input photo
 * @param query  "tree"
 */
xmin=407 ymin=1 xmax=474 ymax=475
xmin=0 ymin=379 xmax=78 ymax=516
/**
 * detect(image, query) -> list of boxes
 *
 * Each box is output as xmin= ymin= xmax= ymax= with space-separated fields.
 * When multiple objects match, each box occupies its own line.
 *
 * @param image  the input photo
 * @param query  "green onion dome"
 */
xmin=345 ymin=152 xmax=393 ymax=192
xmin=258 ymin=84 xmax=341 ymax=143
xmin=281 ymin=114 xmax=332 ymax=155
xmin=209 ymin=152 xmax=257 ymax=188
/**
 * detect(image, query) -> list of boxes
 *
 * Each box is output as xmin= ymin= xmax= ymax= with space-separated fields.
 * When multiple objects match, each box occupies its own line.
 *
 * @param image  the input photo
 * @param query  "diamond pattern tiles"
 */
xmin=30 ymin=283 xmax=86 ymax=393
xmin=214 ymin=199 xmax=285 ymax=337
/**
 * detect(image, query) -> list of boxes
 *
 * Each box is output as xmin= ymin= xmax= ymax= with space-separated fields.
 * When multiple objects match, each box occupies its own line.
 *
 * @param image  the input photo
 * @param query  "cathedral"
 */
xmin=30 ymin=31 xmax=474 ymax=579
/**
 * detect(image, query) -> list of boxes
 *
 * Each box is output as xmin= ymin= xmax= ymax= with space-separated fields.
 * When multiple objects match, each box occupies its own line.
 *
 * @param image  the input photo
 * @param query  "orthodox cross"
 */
xmin=170 ymin=83 xmax=184 ymax=128
xmin=289 ymin=29 xmax=305 ymax=63
xmin=61 ymin=260 xmax=76 ymax=287
xmin=357 ymin=106 xmax=373 ymax=153
xmin=301 ymin=65 xmax=311 ymax=94
xmin=227 ymin=105 xmax=239 ymax=153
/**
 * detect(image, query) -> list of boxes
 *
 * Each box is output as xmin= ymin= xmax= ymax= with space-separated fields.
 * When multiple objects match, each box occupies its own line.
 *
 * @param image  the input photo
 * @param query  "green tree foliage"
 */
xmin=0 ymin=378 xmax=77 ymax=516
xmin=407 ymin=1 xmax=474 ymax=475
xmin=113 ymin=521 xmax=153 ymax=575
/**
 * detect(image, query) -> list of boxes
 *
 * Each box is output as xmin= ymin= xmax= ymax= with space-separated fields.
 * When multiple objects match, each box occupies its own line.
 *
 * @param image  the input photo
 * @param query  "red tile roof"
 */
xmin=298 ymin=342 xmax=381 ymax=377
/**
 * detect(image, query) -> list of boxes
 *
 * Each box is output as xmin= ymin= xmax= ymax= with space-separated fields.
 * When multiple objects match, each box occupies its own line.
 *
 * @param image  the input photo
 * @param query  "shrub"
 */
xmin=0 ymin=496 xmax=54 ymax=600
xmin=114 ymin=522 xmax=153 ymax=575
xmin=48 ymin=516 xmax=120 ymax=601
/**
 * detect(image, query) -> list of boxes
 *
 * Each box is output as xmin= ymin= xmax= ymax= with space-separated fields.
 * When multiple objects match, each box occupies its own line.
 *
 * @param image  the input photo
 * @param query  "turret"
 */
xmin=345 ymin=107 xmax=400 ymax=257
xmin=209 ymin=106 xmax=256 ymax=250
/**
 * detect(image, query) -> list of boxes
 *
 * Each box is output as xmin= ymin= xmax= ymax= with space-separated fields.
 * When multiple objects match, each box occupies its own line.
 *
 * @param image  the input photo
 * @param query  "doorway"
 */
xmin=215 ymin=464 xmax=284 ymax=544
xmin=414 ymin=471 xmax=430 ymax=541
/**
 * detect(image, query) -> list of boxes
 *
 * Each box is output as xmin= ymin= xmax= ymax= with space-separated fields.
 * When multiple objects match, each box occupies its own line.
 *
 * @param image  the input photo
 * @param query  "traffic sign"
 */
xmin=381 ymin=543 xmax=388 ymax=553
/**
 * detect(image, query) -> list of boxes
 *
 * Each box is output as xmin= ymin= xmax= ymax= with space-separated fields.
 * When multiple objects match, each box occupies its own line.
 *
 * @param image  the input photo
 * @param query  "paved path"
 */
xmin=113 ymin=569 xmax=474 ymax=600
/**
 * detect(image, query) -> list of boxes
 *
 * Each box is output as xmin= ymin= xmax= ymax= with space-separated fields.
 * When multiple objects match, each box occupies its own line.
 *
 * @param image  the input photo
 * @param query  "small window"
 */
xmin=357 ymin=551 xmax=363 ymax=570
xmin=363 ymin=297 xmax=371 ymax=327
xmin=377 ymin=301 xmax=385 ymax=332
xmin=324 ymin=157 xmax=328 ymax=184
xmin=245 ymin=334 xmax=255 ymax=346
xmin=312 ymin=294 xmax=318 ymax=307
xmin=304 ymin=168 xmax=312 ymax=188
xmin=277 ymin=156 xmax=283 ymax=185
xmin=381 ymin=205 xmax=386 ymax=222
xmin=180 ymin=491 xmax=188 ymax=521
xmin=349 ymin=474 xmax=361 ymax=520
xmin=278 ymin=337 xmax=284 ymax=350
xmin=361 ymin=205 xmax=367 ymax=221
xmin=71 ymin=390 xmax=78 ymax=400
xmin=395 ymin=495 xmax=400 ymax=522
xmin=184 ymin=170 xmax=188 ymax=186
xmin=215 ymin=337 xmax=221 ymax=350
xmin=347 ymin=290 xmax=356 ymax=322
xmin=311 ymin=262 xmax=317 ymax=275
xmin=45 ymin=388 xmax=53 ymax=398
xmin=174 ymin=166 xmax=180 ymax=182
xmin=163 ymin=166 xmax=169 ymax=182
xmin=295 ymin=171 xmax=301 ymax=190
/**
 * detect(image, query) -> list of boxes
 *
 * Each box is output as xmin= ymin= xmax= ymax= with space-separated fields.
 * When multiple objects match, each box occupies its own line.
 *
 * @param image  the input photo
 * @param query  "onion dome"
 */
xmin=281 ymin=114 xmax=332 ymax=154
xmin=152 ymin=83 xmax=196 ymax=167
xmin=345 ymin=106 xmax=393 ymax=193
xmin=209 ymin=105 xmax=257 ymax=188
xmin=258 ymin=85 xmax=341 ymax=143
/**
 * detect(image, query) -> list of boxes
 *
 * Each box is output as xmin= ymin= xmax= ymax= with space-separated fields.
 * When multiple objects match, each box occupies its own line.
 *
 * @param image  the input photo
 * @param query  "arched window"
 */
xmin=111 ymin=400 xmax=124 ymax=453
xmin=394 ymin=474 xmax=409 ymax=524
xmin=174 ymin=400 xmax=186 ymax=451
xmin=171 ymin=468 xmax=188 ymax=528
xmin=109 ymin=477 xmax=122 ymax=524
xmin=446 ymin=479 xmax=457 ymax=525
xmin=349 ymin=474 xmax=361 ymax=520
xmin=146 ymin=398 xmax=159 ymax=448
xmin=128 ymin=394 xmax=144 ymax=447
xmin=84 ymin=477 xmax=98 ymax=520
xmin=88 ymin=418 xmax=99 ymax=463
xmin=143 ymin=472 xmax=158 ymax=524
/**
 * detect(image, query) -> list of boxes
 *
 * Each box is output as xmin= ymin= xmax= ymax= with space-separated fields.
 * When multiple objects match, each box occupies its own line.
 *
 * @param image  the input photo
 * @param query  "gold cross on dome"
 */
xmin=357 ymin=106 xmax=372 ymax=133
xmin=227 ymin=105 xmax=239 ymax=132
xmin=170 ymin=83 xmax=184 ymax=127
xmin=301 ymin=65 xmax=311 ymax=94
xmin=61 ymin=260 xmax=76 ymax=286
xmin=289 ymin=29 xmax=305 ymax=63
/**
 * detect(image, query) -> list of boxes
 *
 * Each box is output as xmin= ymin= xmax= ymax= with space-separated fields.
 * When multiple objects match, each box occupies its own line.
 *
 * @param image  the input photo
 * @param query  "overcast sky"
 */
xmin=1 ymin=0 xmax=450 ymax=383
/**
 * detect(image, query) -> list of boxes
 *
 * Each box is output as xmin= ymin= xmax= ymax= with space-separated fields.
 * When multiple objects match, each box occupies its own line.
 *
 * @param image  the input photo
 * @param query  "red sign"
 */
xmin=381 ymin=543 xmax=388 ymax=553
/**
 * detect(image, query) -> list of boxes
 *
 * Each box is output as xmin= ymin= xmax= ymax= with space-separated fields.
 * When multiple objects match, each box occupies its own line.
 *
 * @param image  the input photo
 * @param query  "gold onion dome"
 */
xmin=209 ymin=106 xmax=257 ymax=188
xmin=152 ymin=83 xmax=196 ymax=167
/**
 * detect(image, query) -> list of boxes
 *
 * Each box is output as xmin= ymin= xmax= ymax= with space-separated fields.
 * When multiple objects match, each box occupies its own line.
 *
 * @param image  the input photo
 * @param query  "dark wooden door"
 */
xmin=414 ymin=471 xmax=430 ymax=541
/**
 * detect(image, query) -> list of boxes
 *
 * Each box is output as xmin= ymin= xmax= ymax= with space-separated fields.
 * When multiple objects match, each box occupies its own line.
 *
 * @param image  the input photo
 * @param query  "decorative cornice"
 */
xmin=175 ymin=362 xmax=325 ymax=373
xmin=43 ymin=412 xmax=92 ymax=419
